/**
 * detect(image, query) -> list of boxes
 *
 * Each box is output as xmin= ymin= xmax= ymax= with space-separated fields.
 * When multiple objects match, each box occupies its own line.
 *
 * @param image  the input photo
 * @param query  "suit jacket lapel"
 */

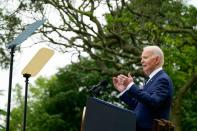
xmin=144 ymin=70 xmax=164 ymax=89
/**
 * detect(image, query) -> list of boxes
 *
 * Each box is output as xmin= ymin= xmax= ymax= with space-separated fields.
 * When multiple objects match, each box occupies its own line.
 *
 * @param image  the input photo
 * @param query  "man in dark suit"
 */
xmin=113 ymin=46 xmax=173 ymax=131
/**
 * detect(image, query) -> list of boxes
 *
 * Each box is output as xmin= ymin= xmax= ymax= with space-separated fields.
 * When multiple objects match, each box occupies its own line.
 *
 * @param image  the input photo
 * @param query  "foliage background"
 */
xmin=0 ymin=0 xmax=197 ymax=131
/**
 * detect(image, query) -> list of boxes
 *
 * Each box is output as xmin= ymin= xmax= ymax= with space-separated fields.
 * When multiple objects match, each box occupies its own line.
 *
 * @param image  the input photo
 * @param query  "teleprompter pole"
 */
xmin=6 ymin=46 xmax=15 ymax=131
xmin=22 ymin=74 xmax=31 ymax=131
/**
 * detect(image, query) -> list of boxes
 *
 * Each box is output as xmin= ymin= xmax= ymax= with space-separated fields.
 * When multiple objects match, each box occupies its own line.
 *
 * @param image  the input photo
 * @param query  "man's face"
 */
xmin=141 ymin=49 xmax=159 ymax=76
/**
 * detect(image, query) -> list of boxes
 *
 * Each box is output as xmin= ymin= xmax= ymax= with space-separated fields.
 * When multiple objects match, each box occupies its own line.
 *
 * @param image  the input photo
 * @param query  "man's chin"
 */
xmin=143 ymin=70 xmax=149 ymax=76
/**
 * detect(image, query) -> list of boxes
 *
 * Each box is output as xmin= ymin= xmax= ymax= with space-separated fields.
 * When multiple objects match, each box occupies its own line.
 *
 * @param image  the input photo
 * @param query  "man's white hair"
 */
xmin=143 ymin=46 xmax=164 ymax=66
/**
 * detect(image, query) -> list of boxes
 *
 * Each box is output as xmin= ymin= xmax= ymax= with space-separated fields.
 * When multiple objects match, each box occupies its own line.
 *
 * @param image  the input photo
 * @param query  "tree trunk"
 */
xmin=171 ymin=73 xmax=197 ymax=131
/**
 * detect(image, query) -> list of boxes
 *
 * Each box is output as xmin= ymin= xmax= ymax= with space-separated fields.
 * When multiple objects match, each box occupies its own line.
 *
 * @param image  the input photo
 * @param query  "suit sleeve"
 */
xmin=126 ymin=78 xmax=171 ymax=109
xmin=119 ymin=91 xmax=138 ymax=110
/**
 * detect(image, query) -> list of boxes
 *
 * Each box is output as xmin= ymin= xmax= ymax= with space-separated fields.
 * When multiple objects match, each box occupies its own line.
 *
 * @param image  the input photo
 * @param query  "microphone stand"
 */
xmin=88 ymin=80 xmax=108 ymax=97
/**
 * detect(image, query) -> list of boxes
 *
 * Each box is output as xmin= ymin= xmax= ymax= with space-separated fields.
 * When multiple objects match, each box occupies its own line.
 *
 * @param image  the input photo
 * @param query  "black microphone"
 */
xmin=88 ymin=80 xmax=108 ymax=96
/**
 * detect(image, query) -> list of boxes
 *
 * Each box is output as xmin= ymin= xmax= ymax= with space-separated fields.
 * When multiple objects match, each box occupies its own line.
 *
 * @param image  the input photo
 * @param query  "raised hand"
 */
xmin=112 ymin=76 xmax=126 ymax=92
xmin=112 ymin=73 xmax=133 ymax=92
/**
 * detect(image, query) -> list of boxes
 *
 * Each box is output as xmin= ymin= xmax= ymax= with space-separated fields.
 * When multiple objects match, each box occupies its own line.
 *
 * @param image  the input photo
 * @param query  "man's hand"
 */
xmin=113 ymin=76 xmax=126 ymax=92
xmin=113 ymin=73 xmax=133 ymax=92
xmin=123 ymin=73 xmax=133 ymax=87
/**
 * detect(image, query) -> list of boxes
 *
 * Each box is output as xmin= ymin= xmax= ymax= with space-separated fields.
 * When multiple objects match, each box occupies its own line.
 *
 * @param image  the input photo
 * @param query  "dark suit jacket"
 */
xmin=120 ymin=70 xmax=173 ymax=130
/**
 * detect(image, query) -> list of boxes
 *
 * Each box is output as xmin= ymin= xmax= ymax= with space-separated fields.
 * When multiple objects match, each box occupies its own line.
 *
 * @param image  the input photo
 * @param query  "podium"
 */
xmin=81 ymin=97 xmax=136 ymax=131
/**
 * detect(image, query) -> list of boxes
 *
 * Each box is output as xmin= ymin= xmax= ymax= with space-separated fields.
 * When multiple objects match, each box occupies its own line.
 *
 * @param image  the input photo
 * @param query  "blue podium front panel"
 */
xmin=82 ymin=97 xmax=136 ymax=131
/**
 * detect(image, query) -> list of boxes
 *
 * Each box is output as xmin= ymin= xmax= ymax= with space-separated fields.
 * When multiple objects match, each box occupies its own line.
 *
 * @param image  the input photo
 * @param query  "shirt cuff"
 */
xmin=117 ymin=82 xmax=134 ymax=97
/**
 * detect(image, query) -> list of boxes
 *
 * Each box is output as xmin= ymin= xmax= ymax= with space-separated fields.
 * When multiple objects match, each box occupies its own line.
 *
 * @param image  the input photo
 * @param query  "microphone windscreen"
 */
xmin=100 ymin=80 xmax=108 ymax=87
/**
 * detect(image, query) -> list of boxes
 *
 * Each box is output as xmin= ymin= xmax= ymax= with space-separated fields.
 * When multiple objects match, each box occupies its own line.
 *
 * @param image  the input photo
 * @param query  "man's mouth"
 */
xmin=142 ymin=65 xmax=147 ymax=68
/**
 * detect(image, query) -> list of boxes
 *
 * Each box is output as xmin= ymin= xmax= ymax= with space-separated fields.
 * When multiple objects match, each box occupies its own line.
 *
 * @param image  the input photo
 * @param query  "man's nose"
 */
xmin=141 ymin=59 xmax=144 ymax=63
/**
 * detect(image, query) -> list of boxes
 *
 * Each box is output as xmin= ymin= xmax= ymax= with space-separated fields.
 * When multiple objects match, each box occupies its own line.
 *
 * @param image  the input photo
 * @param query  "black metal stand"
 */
xmin=22 ymin=74 xmax=31 ymax=131
xmin=6 ymin=46 xmax=15 ymax=131
xmin=5 ymin=19 xmax=45 ymax=131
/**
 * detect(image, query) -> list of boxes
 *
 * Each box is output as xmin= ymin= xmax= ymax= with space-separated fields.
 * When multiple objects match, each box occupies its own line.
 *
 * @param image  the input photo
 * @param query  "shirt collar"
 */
xmin=149 ymin=67 xmax=162 ymax=79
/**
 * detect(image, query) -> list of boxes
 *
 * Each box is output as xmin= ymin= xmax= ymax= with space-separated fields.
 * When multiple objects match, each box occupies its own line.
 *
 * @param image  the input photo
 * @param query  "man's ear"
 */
xmin=155 ymin=56 xmax=160 ymax=65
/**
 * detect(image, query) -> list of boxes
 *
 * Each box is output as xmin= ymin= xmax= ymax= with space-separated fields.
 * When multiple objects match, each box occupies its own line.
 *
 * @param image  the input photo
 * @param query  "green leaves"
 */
xmin=2 ymin=0 xmax=197 ymax=130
